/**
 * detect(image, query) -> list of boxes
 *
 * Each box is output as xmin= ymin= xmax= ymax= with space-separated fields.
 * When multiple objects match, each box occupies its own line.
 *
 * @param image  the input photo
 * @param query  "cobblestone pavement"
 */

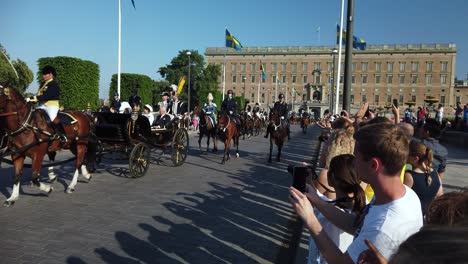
xmin=0 ymin=124 xmax=466 ymax=264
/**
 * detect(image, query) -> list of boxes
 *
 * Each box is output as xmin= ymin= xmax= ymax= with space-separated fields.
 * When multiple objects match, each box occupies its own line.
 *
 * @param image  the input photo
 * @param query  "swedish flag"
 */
xmin=260 ymin=63 xmax=267 ymax=81
xmin=336 ymin=25 xmax=366 ymax=50
xmin=225 ymin=29 xmax=243 ymax=51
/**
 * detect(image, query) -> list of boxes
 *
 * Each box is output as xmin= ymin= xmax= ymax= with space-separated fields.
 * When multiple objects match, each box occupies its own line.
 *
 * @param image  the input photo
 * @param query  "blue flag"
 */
xmin=131 ymin=0 xmax=136 ymax=10
xmin=336 ymin=25 xmax=366 ymax=50
xmin=260 ymin=62 xmax=267 ymax=81
xmin=225 ymin=29 xmax=243 ymax=51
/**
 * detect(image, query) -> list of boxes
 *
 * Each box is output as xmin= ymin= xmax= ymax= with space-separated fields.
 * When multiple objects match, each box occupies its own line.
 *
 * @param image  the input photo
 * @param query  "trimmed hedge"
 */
xmin=109 ymin=73 xmax=153 ymax=107
xmin=37 ymin=56 xmax=100 ymax=110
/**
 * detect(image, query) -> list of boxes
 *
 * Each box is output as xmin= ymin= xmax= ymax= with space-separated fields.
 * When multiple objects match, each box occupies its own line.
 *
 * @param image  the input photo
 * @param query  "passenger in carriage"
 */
xmin=119 ymin=102 xmax=132 ymax=114
xmin=110 ymin=92 xmax=121 ymax=113
xmin=157 ymin=91 xmax=170 ymax=111
xmin=143 ymin=104 xmax=154 ymax=126
xmin=27 ymin=65 xmax=67 ymax=143
xmin=169 ymin=91 xmax=187 ymax=118
xmin=154 ymin=105 xmax=173 ymax=129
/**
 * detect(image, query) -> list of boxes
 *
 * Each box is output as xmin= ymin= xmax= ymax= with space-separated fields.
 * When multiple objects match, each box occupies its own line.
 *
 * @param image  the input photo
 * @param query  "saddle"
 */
xmin=55 ymin=112 xmax=78 ymax=126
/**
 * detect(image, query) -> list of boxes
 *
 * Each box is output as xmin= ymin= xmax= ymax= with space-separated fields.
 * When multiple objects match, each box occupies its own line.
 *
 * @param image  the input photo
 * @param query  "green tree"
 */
xmin=0 ymin=44 xmax=33 ymax=93
xmin=109 ymin=73 xmax=153 ymax=107
xmin=159 ymin=51 xmax=222 ymax=111
xmin=10 ymin=59 xmax=33 ymax=92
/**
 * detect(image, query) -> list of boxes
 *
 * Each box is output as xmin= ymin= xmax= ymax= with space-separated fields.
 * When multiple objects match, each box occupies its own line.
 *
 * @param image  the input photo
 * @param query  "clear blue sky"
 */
xmin=2 ymin=0 xmax=467 ymax=99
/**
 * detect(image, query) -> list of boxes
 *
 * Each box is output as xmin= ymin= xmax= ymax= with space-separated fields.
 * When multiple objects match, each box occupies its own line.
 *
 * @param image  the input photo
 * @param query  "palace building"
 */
xmin=205 ymin=44 xmax=464 ymax=113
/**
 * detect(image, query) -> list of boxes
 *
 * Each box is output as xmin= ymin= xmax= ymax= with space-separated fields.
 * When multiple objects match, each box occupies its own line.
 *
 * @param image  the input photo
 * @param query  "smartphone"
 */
xmin=292 ymin=167 xmax=308 ymax=193
xmin=393 ymin=99 xmax=399 ymax=108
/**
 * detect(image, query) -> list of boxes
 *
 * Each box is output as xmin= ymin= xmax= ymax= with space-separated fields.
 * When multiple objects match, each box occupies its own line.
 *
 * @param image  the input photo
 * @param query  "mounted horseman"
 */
xmin=27 ymin=65 xmax=67 ymax=144
xmin=220 ymin=89 xmax=241 ymax=131
xmin=264 ymin=93 xmax=290 ymax=140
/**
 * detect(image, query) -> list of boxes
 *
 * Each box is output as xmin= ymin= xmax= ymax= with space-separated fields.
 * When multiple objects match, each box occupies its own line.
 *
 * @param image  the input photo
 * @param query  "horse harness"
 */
xmin=1 ymin=104 xmax=89 ymax=155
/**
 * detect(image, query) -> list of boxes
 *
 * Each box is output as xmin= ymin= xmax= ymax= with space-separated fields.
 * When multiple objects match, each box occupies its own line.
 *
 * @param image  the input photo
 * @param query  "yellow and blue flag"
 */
xmin=336 ymin=25 xmax=366 ymax=50
xmin=225 ymin=29 xmax=243 ymax=51
xmin=260 ymin=62 xmax=267 ymax=81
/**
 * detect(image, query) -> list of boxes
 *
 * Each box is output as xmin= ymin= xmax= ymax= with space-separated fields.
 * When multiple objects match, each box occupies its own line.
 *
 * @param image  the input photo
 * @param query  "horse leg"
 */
xmin=67 ymin=145 xmax=91 ymax=193
xmin=198 ymin=133 xmax=203 ymax=153
xmin=226 ymin=137 xmax=231 ymax=161
xmin=268 ymin=139 xmax=273 ymax=163
xmin=4 ymin=155 xmax=25 ymax=207
xmin=235 ymin=133 xmax=240 ymax=158
xmin=31 ymin=153 xmax=54 ymax=195
xmin=47 ymin=151 xmax=58 ymax=182
xmin=276 ymin=142 xmax=283 ymax=162
xmin=212 ymin=131 xmax=218 ymax=152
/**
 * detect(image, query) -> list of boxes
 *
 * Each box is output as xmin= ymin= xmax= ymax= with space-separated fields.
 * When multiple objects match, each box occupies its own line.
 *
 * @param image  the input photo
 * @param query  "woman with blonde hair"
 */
xmin=404 ymin=141 xmax=443 ymax=214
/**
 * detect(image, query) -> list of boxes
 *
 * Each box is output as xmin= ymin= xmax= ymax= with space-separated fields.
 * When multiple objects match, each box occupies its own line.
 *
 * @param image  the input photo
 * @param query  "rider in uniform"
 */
xmin=264 ymin=93 xmax=290 ymax=139
xmin=221 ymin=90 xmax=241 ymax=130
xmin=28 ymin=65 xmax=67 ymax=143
xmin=203 ymin=93 xmax=218 ymax=128
xmin=253 ymin=102 xmax=261 ymax=119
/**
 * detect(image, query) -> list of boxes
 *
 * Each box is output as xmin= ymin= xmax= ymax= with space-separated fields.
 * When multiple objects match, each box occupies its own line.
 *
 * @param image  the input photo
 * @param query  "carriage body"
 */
xmin=93 ymin=112 xmax=189 ymax=178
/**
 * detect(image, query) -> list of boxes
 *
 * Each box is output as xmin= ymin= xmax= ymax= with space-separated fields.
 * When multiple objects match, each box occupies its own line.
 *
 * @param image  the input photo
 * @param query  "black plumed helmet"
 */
xmin=279 ymin=93 xmax=284 ymax=99
xmin=227 ymin=89 xmax=233 ymax=95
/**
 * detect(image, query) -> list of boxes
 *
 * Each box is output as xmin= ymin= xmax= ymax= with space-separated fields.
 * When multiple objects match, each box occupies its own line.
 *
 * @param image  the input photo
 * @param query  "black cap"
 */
xmin=114 ymin=92 xmax=119 ymax=97
xmin=227 ymin=89 xmax=233 ymax=95
xmin=42 ymin=65 xmax=56 ymax=76
xmin=161 ymin=92 xmax=169 ymax=97
xmin=279 ymin=93 xmax=284 ymax=99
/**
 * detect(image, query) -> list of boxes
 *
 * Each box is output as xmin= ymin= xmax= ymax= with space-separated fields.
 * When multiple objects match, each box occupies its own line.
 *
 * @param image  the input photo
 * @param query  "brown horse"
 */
xmin=198 ymin=110 xmax=218 ymax=153
xmin=300 ymin=114 xmax=310 ymax=134
xmin=0 ymin=86 xmax=94 ymax=207
xmin=266 ymin=109 xmax=288 ymax=163
xmin=217 ymin=111 xmax=240 ymax=164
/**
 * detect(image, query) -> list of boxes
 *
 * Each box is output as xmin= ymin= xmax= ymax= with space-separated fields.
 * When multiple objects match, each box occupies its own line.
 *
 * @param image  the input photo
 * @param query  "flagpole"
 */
xmin=275 ymin=71 xmax=278 ymax=100
xmin=335 ymin=0 xmax=345 ymax=114
xmin=222 ymin=27 xmax=227 ymax=101
xmin=317 ymin=26 xmax=321 ymax=46
xmin=117 ymin=0 xmax=122 ymax=97
xmin=258 ymin=60 xmax=261 ymax=105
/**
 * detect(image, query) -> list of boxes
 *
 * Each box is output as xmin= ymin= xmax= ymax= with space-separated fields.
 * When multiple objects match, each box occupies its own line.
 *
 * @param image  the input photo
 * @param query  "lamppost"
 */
xmin=186 ymin=51 xmax=191 ymax=113
xmin=242 ymin=76 xmax=246 ymax=98
xmin=331 ymin=48 xmax=338 ymax=114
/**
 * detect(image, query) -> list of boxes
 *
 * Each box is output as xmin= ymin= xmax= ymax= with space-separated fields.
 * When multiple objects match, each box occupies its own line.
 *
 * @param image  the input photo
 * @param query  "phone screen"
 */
xmin=292 ymin=167 xmax=307 ymax=192
xmin=393 ymin=99 xmax=398 ymax=108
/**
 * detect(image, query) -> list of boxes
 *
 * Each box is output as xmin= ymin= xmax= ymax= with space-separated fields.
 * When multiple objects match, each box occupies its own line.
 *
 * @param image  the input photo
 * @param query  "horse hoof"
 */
xmin=66 ymin=188 xmax=75 ymax=194
xmin=268 ymin=159 xmax=272 ymax=163
xmin=212 ymin=149 xmax=217 ymax=153
xmin=88 ymin=168 xmax=96 ymax=173
xmin=276 ymin=158 xmax=281 ymax=162
xmin=236 ymin=153 xmax=239 ymax=158
xmin=49 ymin=177 xmax=57 ymax=183
xmin=3 ymin=200 xmax=15 ymax=207
xmin=85 ymin=175 xmax=92 ymax=183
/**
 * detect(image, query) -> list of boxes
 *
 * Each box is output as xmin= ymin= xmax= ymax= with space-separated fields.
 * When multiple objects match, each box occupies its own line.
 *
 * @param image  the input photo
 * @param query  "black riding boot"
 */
xmin=264 ymin=127 xmax=269 ymax=138
xmin=53 ymin=123 xmax=68 ymax=144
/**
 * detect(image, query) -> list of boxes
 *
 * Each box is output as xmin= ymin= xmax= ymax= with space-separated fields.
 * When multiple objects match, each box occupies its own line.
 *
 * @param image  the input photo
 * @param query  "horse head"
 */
xmin=269 ymin=109 xmax=281 ymax=126
xmin=0 ymin=86 xmax=26 ymax=112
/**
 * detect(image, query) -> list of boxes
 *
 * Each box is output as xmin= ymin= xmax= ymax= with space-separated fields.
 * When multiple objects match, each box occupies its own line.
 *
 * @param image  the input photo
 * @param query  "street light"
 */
xmin=242 ymin=76 xmax=246 ymax=98
xmin=186 ymin=51 xmax=191 ymax=113
xmin=331 ymin=48 xmax=338 ymax=114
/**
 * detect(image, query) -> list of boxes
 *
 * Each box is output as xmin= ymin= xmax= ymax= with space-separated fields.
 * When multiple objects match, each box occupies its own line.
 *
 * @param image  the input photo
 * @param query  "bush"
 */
xmin=37 ymin=56 xmax=99 ymax=110
xmin=109 ymin=73 xmax=153 ymax=106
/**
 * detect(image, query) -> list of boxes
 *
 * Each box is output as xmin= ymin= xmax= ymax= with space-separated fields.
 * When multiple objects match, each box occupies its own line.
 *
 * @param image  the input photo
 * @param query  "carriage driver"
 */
xmin=203 ymin=93 xmax=218 ymax=127
xmin=221 ymin=89 xmax=241 ymax=129
xmin=27 ymin=65 xmax=67 ymax=143
xmin=264 ymin=93 xmax=290 ymax=139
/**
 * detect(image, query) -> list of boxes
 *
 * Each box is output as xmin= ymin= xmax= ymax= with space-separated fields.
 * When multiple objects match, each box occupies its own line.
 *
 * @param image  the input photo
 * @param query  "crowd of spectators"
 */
xmin=289 ymin=102 xmax=466 ymax=263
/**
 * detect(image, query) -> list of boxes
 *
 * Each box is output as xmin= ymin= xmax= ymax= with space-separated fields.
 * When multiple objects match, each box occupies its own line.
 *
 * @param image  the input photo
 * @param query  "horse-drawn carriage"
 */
xmin=93 ymin=111 xmax=189 ymax=178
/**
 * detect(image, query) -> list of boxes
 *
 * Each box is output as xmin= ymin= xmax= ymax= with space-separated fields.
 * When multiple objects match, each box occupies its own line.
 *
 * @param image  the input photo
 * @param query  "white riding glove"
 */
xmin=229 ymin=111 xmax=233 ymax=115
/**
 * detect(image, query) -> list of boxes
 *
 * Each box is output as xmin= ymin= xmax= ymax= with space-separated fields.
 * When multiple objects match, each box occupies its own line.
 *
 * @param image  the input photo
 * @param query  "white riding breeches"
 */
xmin=37 ymin=104 xmax=59 ymax=121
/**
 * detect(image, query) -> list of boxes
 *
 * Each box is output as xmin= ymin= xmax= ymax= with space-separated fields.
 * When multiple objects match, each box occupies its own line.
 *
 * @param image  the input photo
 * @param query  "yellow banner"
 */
xmin=177 ymin=76 xmax=186 ymax=95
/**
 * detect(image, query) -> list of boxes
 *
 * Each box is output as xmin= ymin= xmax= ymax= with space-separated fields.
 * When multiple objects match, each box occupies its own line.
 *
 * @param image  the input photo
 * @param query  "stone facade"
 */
xmin=205 ymin=44 xmax=457 ymax=112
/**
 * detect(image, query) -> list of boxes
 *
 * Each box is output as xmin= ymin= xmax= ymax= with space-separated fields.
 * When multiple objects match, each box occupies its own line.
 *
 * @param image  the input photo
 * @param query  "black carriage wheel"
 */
xmin=129 ymin=143 xmax=150 ymax=178
xmin=171 ymin=128 xmax=189 ymax=166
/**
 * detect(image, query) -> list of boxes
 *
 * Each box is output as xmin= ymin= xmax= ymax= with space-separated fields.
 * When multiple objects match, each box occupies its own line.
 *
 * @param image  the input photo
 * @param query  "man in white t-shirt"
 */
xmin=290 ymin=123 xmax=423 ymax=263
